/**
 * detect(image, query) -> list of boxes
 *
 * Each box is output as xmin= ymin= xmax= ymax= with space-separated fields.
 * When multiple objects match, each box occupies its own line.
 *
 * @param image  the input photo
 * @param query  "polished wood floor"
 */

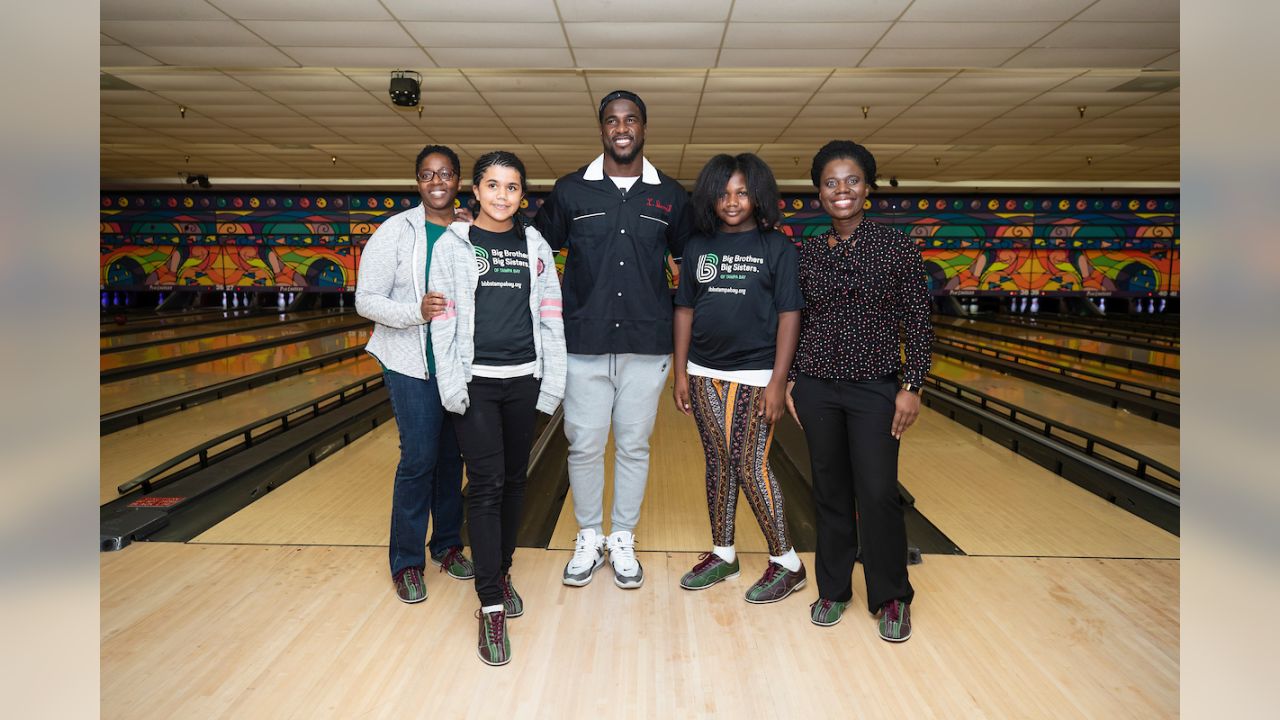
xmin=102 ymin=317 xmax=1180 ymax=718
xmin=99 ymin=327 xmax=371 ymax=414
xmin=931 ymin=356 xmax=1180 ymax=471
xmin=102 ymin=545 xmax=1177 ymax=720
xmin=101 ymin=354 xmax=381 ymax=505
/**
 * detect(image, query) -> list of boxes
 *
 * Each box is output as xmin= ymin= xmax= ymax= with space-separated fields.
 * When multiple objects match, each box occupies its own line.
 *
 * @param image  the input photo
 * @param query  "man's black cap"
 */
xmin=597 ymin=90 xmax=647 ymax=124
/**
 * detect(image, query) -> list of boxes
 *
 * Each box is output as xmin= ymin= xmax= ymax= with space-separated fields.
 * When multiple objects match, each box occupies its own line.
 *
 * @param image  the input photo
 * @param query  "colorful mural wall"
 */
xmin=102 ymin=191 xmax=1177 ymax=297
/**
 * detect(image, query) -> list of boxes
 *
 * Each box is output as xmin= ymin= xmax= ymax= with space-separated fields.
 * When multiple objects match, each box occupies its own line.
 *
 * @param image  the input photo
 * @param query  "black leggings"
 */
xmin=452 ymin=375 xmax=540 ymax=607
xmin=792 ymin=374 xmax=914 ymax=613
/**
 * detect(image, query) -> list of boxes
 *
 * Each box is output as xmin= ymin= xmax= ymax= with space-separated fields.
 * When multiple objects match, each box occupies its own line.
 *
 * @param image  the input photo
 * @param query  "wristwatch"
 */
xmin=901 ymin=382 xmax=924 ymax=396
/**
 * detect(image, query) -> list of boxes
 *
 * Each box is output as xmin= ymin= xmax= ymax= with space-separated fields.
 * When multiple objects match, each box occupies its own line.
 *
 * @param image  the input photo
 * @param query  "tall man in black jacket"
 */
xmin=535 ymin=90 xmax=690 ymax=589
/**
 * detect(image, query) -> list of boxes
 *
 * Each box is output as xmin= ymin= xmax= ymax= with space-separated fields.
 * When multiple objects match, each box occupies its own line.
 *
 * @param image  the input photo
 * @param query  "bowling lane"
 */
xmin=101 ymin=354 xmax=382 ymax=505
xmin=934 ymin=325 xmax=1181 ymax=393
xmin=101 ymin=313 xmax=368 ymax=372
xmin=196 ymin=367 xmax=1178 ymax=561
xmin=195 ymin=374 xmax=770 ymax=553
xmin=100 ymin=327 xmax=371 ymax=415
xmin=100 ymin=309 xmax=339 ymax=350
xmin=931 ymin=356 xmax=1179 ymax=472
xmin=900 ymin=407 xmax=1178 ymax=559
xmin=100 ymin=308 xmax=260 ymax=332
xmin=936 ymin=317 xmax=1180 ymax=371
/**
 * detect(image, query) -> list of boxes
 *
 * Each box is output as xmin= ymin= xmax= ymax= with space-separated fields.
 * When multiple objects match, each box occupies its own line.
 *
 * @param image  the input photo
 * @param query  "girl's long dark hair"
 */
xmin=689 ymin=153 xmax=780 ymax=236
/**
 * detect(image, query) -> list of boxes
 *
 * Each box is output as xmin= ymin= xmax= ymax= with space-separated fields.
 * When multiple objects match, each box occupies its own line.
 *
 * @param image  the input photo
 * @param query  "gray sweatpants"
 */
xmin=563 ymin=352 xmax=670 ymax=534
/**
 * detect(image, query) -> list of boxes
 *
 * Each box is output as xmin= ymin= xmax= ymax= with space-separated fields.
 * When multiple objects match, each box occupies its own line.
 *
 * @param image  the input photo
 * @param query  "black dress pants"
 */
xmin=451 ymin=375 xmax=540 ymax=607
xmin=792 ymin=373 xmax=914 ymax=613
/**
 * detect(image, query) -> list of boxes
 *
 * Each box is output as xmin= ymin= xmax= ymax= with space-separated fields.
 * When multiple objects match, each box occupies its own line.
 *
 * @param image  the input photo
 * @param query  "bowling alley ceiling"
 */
xmin=100 ymin=0 xmax=1179 ymax=190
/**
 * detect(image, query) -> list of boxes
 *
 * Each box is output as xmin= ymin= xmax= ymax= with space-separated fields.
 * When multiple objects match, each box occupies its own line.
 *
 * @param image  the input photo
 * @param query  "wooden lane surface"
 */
xmin=195 ymin=374 xmax=769 ymax=554
xmin=101 ymin=355 xmax=382 ymax=505
xmin=100 ymin=328 xmax=371 ymax=415
xmin=548 ymin=374 xmax=776 ymax=554
xmin=901 ymin=407 xmax=1179 ymax=559
xmin=936 ymin=317 xmax=1181 ymax=371
xmin=191 ymin=421 xmax=402 ymax=546
xmin=100 ymin=310 xmax=332 ymax=350
xmin=102 ymin=544 xmax=1177 ymax=719
xmin=931 ymin=356 xmax=1180 ymax=472
xmin=935 ymin=325 xmax=1181 ymax=392
xmin=99 ymin=308 xmax=259 ymax=331
xmin=100 ymin=314 xmax=365 ymax=371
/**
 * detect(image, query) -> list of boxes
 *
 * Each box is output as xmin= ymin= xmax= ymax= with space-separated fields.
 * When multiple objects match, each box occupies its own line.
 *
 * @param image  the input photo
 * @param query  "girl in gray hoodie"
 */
xmin=428 ymin=151 xmax=566 ymax=666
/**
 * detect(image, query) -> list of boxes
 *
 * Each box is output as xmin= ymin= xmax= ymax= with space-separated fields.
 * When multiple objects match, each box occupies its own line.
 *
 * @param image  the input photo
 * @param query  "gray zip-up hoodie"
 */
xmin=429 ymin=221 xmax=566 ymax=415
xmin=354 ymin=204 xmax=436 ymax=379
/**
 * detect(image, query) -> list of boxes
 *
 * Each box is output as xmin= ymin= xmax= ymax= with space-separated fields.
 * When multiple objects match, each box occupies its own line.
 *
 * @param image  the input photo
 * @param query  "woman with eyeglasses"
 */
xmin=355 ymin=145 xmax=477 ymax=606
xmin=784 ymin=140 xmax=932 ymax=642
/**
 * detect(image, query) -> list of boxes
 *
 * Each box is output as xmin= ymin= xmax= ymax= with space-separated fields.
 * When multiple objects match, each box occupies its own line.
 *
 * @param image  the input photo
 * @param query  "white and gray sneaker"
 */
xmin=606 ymin=530 xmax=644 ymax=589
xmin=563 ymin=528 xmax=606 ymax=586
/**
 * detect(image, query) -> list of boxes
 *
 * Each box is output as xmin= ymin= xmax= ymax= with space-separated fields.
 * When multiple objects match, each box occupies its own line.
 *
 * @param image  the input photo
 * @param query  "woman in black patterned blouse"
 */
xmin=784 ymin=140 xmax=932 ymax=642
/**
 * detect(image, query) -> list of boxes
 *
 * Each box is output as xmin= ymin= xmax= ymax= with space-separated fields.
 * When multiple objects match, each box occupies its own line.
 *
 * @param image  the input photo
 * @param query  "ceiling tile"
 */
xmin=111 ymin=71 xmax=251 ymax=91
xmin=717 ymin=49 xmax=867 ymax=67
xmin=100 ymin=20 xmax=268 ymax=46
xmin=102 ymin=0 xmax=228 ymax=21
xmin=703 ymin=71 xmax=829 ymax=92
xmin=879 ymin=22 xmax=1059 ymax=48
xmin=1003 ymin=49 xmax=1173 ymax=68
xmin=224 ymin=71 xmax=361 ymax=91
xmin=565 ymin=23 xmax=724 ymax=48
xmin=241 ymin=21 xmax=415 ymax=47
xmin=916 ymin=91 xmax=1041 ymax=106
xmin=573 ymin=49 xmax=719 ymax=68
xmin=137 ymin=46 xmax=300 ymax=67
xmin=405 ymin=22 xmax=566 ymax=49
xmin=101 ymin=47 xmax=163 ymax=66
xmin=207 ymin=0 xmax=393 ymax=21
xmin=430 ymin=48 xmax=574 ymax=68
xmin=860 ymin=48 xmax=1021 ymax=67
xmin=585 ymin=72 xmax=706 ymax=93
xmin=282 ymin=47 xmax=434 ymax=67
xmin=903 ymin=0 xmax=1096 ymax=21
xmin=731 ymin=0 xmax=911 ymax=22
xmin=263 ymin=91 xmax=381 ymax=106
xmin=149 ymin=90 xmax=272 ymax=105
xmin=380 ymin=0 xmax=558 ymax=22
xmin=1036 ymin=22 xmax=1179 ymax=49
xmin=936 ymin=71 xmax=1076 ymax=93
xmin=466 ymin=73 xmax=588 ymax=93
xmin=724 ymin=22 xmax=889 ymax=47
xmin=1075 ymin=0 xmax=1179 ymax=21
xmin=557 ymin=0 xmax=731 ymax=21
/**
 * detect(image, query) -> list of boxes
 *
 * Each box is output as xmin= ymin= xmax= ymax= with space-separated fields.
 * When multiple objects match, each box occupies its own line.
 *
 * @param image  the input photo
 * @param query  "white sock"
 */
xmin=481 ymin=604 xmax=503 ymax=614
xmin=713 ymin=545 xmax=736 ymax=563
xmin=770 ymin=548 xmax=801 ymax=572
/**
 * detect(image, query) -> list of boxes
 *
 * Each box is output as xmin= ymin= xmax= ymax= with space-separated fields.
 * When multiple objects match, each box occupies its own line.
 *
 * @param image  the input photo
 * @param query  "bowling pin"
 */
xmin=338 ymin=293 xmax=345 ymax=308
xmin=1158 ymin=298 xmax=1166 ymax=313
xmin=1030 ymin=297 xmax=1039 ymax=313
xmin=277 ymin=292 xmax=286 ymax=311
xmin=221 ymin=291 xmax=228 ymax=309
xmin=288 ymin=292 xmax=295 ymax=305
xmin=101 ymin=291 xmax=108 ymax=309
xmin=157 ymin=292 xmax=165 ymax=307
xmin=1099 ymin=297 xmax=1107 ymax=313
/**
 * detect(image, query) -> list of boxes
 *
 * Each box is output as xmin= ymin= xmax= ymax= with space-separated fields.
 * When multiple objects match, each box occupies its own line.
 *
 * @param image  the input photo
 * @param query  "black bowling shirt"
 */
xmin=534 ymin=158 xmax=691 ymax=355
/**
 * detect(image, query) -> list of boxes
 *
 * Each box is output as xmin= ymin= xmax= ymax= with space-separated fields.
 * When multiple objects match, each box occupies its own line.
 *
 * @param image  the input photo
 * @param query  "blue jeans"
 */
xmin=385 ymin=369 xmax=465 ymax=576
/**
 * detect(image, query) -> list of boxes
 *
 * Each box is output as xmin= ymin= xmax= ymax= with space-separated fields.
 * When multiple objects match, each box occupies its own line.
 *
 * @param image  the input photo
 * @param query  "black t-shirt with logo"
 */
xmin=674 ymin=227 xmax=804 ymax=371
xmin=470 ymin=226 xmax=536 ymax=366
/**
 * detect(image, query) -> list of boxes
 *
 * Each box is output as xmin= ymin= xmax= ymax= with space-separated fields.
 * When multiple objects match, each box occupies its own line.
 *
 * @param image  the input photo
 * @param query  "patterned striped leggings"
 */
xmin=687 ymin=375 xmax=792 ymax=556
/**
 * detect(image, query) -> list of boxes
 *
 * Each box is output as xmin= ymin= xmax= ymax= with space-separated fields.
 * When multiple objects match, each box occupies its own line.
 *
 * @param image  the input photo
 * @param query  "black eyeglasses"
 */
xmin=416 ymin=169 xmax=456 ymax=182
